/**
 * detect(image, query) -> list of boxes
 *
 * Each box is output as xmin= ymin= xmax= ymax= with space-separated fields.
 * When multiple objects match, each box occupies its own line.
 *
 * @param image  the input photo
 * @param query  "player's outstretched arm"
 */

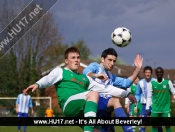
xmin=128 ymin=54 xmax=143 ymax=82
xmin=25 ymin=67 xmax=62 ymax=94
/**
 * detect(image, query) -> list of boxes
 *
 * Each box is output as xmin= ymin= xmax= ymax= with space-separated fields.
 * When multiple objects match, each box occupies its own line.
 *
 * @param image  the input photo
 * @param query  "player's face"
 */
xmin=101 ymin=55 xmax=116 ymax=71
xmin=23 ymin=89 xmax=27 ymax=95
xmin=156 ymin=69 xmax=164 ymax=79
xmin=144 ymin=70 xmax=152 ymax=79
xmin=65 ymin=52 xmax=80 ymax=72
xmin=134 ymin=77 xmax=140 ymax=85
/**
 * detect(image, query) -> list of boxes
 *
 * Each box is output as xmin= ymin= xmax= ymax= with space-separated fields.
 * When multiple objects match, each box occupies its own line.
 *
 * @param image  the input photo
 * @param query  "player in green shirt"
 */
xmin=24 ymin=47 xmax=136 ymax=132
xmin=125 ymin=76 xmax=142 ymax=132
xmin=146 ymin=67 xmax=175 ymax=132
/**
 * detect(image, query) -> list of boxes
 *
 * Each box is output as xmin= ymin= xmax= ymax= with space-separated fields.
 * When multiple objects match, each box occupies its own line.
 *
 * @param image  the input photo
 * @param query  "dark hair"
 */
xmin=143 ymin=66 xmax=153 ymax=73
xmin=137 ymin=75 xmax=141 ymax=79
xmin=101 ymin=48 xmax=118 ymax=58
xmin=155 ymin=67 xmax=164 ymax=73
xmin=65 ymin=47 xmax=80 ymax=59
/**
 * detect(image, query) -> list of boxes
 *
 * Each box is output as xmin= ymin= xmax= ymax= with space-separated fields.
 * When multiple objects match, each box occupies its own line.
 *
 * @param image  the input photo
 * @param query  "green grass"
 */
xmin=0 ymin=126 xmax=175 ymax=132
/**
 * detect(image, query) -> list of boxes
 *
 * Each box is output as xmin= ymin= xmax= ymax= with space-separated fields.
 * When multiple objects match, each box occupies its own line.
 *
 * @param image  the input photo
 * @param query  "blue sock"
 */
xmin=18 ymin=126 xmax=20 ymax=131
xmin=158 ymin=127 xmax=163 ymax=132
xmin=24 ymin=126 xmax=27 ymax=132
xmin=114 ymin=107 xmax=127 ymax=117
xmin=114 ymin=107 xmax=133 ymax=132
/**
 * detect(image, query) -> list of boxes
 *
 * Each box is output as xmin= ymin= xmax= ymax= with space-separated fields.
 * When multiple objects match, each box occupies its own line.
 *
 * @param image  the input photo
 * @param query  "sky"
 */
xmin=51 ymin=0 xmax=175 ymax=69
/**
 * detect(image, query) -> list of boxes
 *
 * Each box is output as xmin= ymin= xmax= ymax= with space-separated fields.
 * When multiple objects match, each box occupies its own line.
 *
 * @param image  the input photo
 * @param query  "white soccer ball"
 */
xmin=111 ymin=27 xmax=132 ymax=47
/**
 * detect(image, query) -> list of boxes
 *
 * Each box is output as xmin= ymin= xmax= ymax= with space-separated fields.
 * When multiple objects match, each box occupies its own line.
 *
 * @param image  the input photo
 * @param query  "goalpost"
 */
xmin=0 ymin=97 xmax=52 ymax=117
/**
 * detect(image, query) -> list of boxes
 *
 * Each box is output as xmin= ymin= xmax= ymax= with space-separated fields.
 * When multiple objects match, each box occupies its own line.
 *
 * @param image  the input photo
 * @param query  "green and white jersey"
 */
xmin=146 ymin=78 xmax=175 ymax=113
xmin=125 ymin=84 xmax=137 ymax=105
xmin=36 ymin=67 xmax=90 ymax=110
xmin=125 ymin=84 xmax=141 ymax=107
xmin=130 ymin=84 xmax=137 ymax=95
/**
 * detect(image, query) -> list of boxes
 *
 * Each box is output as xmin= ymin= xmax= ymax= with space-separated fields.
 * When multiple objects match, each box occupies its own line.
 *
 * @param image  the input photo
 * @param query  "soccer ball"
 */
xmin=111 ymin=27 xmax=132 ymax=47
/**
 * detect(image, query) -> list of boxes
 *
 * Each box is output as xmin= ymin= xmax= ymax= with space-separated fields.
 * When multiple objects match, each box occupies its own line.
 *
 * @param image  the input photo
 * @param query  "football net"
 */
xmin=0 ymin=97 xmax=51 ymax=117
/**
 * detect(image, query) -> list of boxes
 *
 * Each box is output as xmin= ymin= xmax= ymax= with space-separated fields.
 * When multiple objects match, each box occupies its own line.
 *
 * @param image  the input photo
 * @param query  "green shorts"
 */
xmin=63 ymin=91 xmax=89 ymax=117
xmin=151 ymin=112 xmax=171 ymax=117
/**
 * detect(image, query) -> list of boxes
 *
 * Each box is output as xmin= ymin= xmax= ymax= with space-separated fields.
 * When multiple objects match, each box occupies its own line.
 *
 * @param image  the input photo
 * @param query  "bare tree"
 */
xmin=0 ymin=0 xmax=67 ymax=95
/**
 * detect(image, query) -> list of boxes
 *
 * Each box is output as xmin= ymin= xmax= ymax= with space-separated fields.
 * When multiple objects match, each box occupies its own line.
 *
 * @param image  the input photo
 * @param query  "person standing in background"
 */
xmin=16 ymin=88 xmax=34 ymax=132
xmin=45 ymin=106 xmax=54 ymax=117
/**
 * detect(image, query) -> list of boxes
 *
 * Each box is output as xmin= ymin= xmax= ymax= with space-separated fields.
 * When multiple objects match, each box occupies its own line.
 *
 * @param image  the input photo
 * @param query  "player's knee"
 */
xmin=87 ymin=91 xmax=99 ymax=101
xmin=109 ymin=97 xmax=121 ymax=108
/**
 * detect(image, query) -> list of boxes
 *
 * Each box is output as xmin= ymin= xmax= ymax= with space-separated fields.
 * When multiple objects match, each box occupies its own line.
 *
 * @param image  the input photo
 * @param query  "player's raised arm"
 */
xmin=128 ymin=54 xmax=143 ymax=82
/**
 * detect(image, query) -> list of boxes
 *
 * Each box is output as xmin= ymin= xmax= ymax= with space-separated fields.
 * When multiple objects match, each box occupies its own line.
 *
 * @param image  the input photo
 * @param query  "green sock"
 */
xmin=152 ymin=127 xmax=158 ymax=132
xmin=83 ymin=101 xmax=97 ymax=132
xmin=166 ymin=127 xmax=172 ymax=132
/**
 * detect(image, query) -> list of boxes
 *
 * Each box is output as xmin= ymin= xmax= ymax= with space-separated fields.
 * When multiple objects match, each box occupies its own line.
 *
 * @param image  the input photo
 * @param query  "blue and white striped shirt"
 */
xmin=16 ymin=93 xmax=33 ymax=113
xmin=135 ymin=78 xmax=155 ymax=104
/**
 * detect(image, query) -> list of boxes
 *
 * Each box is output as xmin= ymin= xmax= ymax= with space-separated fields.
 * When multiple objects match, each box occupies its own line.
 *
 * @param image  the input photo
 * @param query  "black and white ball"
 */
xmin=111 ymin=27 xmax=132 ymax=47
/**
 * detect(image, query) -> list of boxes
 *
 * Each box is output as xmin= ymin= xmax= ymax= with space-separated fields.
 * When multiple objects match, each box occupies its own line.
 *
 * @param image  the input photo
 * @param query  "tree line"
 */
xmin=0 ymin=0 xmax=126 ymax=97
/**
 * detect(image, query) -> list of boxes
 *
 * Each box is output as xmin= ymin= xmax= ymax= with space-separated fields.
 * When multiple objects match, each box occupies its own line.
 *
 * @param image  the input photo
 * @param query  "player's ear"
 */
xmin=101 ymin=57 xmax=104 ymax=63
xmin=65 ymin=59 xmax=68 ymax=64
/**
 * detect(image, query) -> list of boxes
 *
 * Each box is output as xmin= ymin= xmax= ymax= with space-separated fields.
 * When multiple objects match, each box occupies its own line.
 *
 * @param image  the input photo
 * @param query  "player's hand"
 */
xmin=134 ymin=54 xmax=143 ymax=69
xmin=95 ymin=73 xmax=108 ymax=81
xmin=31 ymin=109 xmax=34 ymax=116
xmin=25 ymin=84 xmax=38 ymax=94
xmin=127 ymin=94 xmax=137 ymax=105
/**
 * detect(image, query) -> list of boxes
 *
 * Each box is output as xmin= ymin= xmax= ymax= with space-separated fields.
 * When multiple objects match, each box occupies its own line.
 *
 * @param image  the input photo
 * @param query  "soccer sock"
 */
xmin=114 ymin=107 xmax=133 ymax=132
xmin=152 ymin=127 xmax=158 ymax=132
xmin=158 ymin=127 xmax=163 ymax=132
xmin=140 ymin=127 xmax=146 ymax=132
xmin=132 ymin=126 xmax=136 ymax=132
xmin=24 ymin=126 xmax=27 ymax=132
xmin=84 ymin=101 xmax=98 ymax=132
xmin=17 ymin=126 xmax=20 ymax=131
xmin=166 ymin=127 xmax=172 ymax=132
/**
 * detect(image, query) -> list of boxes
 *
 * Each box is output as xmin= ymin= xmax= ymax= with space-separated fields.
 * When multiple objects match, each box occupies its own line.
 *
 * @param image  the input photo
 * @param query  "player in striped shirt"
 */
xmin=146 ymin=67 xmax=175 ymax=132
xmin=16 ymin=88 xmax=34 ymax=132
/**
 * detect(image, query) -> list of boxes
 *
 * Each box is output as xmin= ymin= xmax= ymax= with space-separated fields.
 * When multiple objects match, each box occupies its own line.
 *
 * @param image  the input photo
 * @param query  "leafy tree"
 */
xmin=71 ymin=39 xmax=91 ymax=60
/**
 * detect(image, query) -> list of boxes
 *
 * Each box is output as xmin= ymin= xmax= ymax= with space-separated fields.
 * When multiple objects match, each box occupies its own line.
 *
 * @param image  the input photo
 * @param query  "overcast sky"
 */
xmin=51 ymin=0 xmax=175 ymax=69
